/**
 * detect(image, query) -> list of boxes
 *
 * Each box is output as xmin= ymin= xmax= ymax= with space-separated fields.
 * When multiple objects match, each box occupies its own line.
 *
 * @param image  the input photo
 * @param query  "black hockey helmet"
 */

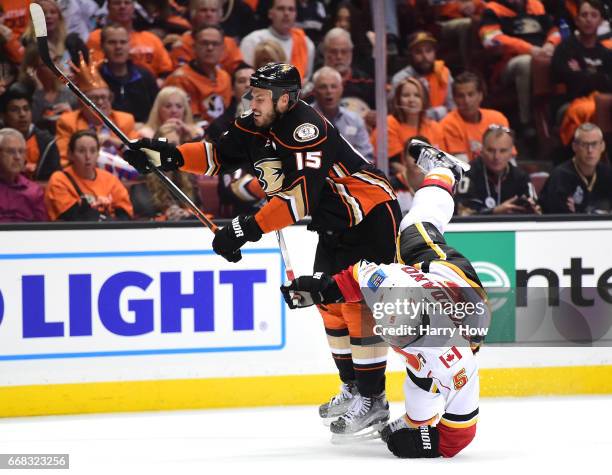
xmin=245 ymin=63 xmax=302 ymax=108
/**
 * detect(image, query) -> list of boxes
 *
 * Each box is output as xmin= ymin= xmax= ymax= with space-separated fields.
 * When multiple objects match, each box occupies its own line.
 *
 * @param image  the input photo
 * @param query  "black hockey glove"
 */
xmin=212 ymin=215 xmax=263 ymax=263
xmin=280 ymin=273 xmax=344 ymax=309
xmin=384 ymin=426 xmax=440 ymax=459
xmin=125 ymin=138 xmax=184 ymax=174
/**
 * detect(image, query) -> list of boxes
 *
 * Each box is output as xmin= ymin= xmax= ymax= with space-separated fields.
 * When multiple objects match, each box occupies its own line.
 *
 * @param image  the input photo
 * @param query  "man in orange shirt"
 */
xmin=479 ymin=0 xmax=560 ymax=133
xmin=55 ymin=54 xmax=138 ymax=164
xmin=169 ymin=0 xmax=244 ymax=74
xmin=87 ymin=0 xmax=173 ymax=79
xmin=240 ymin=0 xmax=315 ymax=80
xmin=163 ymin=24 xmax=232 ymax=123
xmin=391 ymin=31 xmax=455 ymax=121
xmin=441 ymin=72 xmax=510 ymax=161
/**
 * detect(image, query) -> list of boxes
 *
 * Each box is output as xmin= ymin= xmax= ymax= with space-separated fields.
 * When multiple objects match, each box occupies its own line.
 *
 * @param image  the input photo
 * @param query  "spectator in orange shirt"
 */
xmin=45 ymin=130 xmax=133 ymax=221
xmin=0 ymin=0 xmax=29 ymax=41
xmin=479 ymin=0 xmax=561 ymax=133
xmin=552 ymin=0 xmax=612 ymax=146
xmin=240 ymin=0 xmax=315 ymax=80
xmin=435 ymin=1 xmax=485 ymax=68
xmin=441 ymin=71 xmax=510 ymax=162
xmin=55 ymin=54 xmax=138 ymax=164
xmin=371 ymin=77 xmax=444 ymax=206
xmin=87 ymin=0 xmax=173 ymax=79
xmin=139 ymin=86 xmax=204 ymax=141
xmin=169 ymin=0 xmax=244 ymax=74
xmin=163 ymin=24 xmax=232 ymax=124
xmin=391 ymin=31 xmax=455 ymax=121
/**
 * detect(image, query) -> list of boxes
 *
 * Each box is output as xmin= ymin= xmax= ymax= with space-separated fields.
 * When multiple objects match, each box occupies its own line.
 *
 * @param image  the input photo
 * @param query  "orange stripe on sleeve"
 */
xmin=254 ymin=196 xmax=295 ymax=233
xmin=178 ymin=142 xmax=219 ymax=175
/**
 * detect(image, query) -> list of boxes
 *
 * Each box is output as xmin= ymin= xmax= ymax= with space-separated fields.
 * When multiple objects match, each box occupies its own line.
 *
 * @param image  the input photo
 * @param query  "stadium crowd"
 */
xmin=0 ymin=0 xmax=611 ymax=222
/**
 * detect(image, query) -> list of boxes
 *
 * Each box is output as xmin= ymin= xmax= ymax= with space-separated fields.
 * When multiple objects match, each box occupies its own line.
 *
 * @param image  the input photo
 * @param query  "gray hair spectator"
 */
xmin=311 ymin=66 xmax=373 ymax=162
xmin=0 ymin=128 xmax=48 ymax=222
xmin=540 ymin=123 xmax=612 ymax=213
xmin=457 ymin=125 xmax=540 ymax=215
xmin=321 ymin=27 xmax=375 ymax=122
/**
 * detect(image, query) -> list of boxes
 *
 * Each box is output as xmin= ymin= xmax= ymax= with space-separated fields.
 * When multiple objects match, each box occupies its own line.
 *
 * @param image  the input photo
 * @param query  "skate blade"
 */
xmin=330 ymin=420 xmax=388 ymax=445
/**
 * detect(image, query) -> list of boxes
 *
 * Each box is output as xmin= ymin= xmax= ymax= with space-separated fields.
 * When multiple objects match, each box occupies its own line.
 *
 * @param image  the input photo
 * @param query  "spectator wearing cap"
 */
xmin=240 ymin=0 xmax=315 ymax=80
xmin=99 ymin=23 xmax=159 ymax=123
xmin=479 ymin=0 xmax=561 ymax=135
xmin=0 ymin=84 xmax=60 ymax=181
xmin=169 ymin=0 xmax=244 ymax=75
xmin=540 ymin=123 xmax=612 ymax=213
xmin=163 ymin=24 xmax=232 ymax=123
xmin=86 ymin=0 xmax=173 ymax=79
xmin=551 ymin=0 xmax=612 ymax=147
xmin=55 ymin=54 xmax=138 ymax=164
xmin=457 ymin=125 xmax=540 ymax=215
xmin=311 ymin=66 xmax=373 ymax=162
xmin=441 ymin=71 xmax=511 ymax=162
xmin=391 ymin=31 xmax=455 ymax=121
xmin=0 ymin=128 xmax=48 ymax=222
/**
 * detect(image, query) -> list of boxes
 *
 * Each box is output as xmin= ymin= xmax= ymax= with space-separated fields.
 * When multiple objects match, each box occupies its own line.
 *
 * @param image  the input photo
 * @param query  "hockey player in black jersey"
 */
xmin=124 ymin=63 xmax=402 ymax=439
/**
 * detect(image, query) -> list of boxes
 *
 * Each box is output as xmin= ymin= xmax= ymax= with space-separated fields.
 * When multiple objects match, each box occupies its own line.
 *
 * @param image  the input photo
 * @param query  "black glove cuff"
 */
xmin=242 ymin=215 xmax=263 ymax=242
xmin=320 ymin=275 xmax=343 ymax=304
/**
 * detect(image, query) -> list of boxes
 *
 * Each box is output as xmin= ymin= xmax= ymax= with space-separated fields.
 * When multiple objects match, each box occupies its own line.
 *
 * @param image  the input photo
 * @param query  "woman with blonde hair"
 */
xmin=130 ymin=122 xmax=201 ymax=221
xmin=371 ymin=77 xmax=445 ymax=158
xmin=253 ymin=40 xmax=286 ymax=70
xmin=138 ymin=86 xmax=203 ymax=141
xmin=22 ymin=0 xmax=87 ymax=69
xmin=371 ymin=77 xmax=445 ymax=212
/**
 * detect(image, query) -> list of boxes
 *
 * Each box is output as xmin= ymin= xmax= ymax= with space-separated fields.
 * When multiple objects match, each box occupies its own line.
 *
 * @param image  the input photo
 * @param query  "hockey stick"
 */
xmin=30 ymin=2 xmax=297 ymax=279
xmin=29 ymin=3 xmax=218 ymax=233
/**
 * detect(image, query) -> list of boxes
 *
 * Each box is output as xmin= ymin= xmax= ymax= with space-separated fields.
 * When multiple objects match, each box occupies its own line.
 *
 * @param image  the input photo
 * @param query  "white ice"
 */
xmin=1 ymin=396 xmax=611 ymax=474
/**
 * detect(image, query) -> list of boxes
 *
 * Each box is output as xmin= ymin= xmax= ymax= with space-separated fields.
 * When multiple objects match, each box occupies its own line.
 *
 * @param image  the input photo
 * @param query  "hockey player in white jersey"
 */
xmin=281 ymin=140 xmax=488 ymax=455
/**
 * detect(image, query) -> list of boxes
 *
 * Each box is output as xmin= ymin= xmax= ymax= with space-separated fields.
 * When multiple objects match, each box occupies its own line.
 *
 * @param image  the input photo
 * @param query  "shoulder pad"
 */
xmin=270 ymin=101 xmax=328 ymax=149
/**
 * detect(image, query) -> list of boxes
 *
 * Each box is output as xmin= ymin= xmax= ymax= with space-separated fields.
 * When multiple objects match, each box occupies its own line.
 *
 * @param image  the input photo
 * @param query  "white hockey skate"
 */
xmin=408 ymin=139 xmax=470 ymax=182
xmin=330 ymin=392 xmax=390 ymax=444
xmin=380 ymin=414 xmax=411 ymax=443
xmin=319 ymin=381 xmax=358 ymax=425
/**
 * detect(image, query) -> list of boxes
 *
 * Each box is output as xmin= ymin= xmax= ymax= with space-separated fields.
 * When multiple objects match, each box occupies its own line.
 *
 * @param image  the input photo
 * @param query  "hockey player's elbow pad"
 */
xmin=386 ymin=426 xmax=440 ymax=458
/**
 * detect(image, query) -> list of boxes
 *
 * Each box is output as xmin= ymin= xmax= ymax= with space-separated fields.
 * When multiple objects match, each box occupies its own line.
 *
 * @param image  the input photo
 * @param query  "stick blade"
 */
xmin=29 ymin=3 xmax=48 ymax=38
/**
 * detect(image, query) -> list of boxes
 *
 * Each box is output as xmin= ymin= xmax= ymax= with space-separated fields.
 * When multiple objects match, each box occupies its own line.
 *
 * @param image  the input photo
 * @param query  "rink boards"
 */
xmin=1 ymin=220 xmax=612 ymax=416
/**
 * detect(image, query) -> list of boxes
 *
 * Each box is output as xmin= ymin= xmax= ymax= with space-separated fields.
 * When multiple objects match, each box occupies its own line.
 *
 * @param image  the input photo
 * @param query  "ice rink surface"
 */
xmin=2 ymin=395 xmax=611 ymax=474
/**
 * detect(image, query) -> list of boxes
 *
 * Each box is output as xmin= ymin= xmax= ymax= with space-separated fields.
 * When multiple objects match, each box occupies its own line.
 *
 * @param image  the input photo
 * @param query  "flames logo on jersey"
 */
xmin=254 ymin=158 xmax=285 ymax=195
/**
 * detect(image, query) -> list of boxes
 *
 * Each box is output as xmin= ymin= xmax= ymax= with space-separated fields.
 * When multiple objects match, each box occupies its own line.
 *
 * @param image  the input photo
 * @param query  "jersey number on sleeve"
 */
xmin=453 ymin=368 xmax=468 ymax=390
xmin=295 ymin=151 xmax=322 ymax=170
